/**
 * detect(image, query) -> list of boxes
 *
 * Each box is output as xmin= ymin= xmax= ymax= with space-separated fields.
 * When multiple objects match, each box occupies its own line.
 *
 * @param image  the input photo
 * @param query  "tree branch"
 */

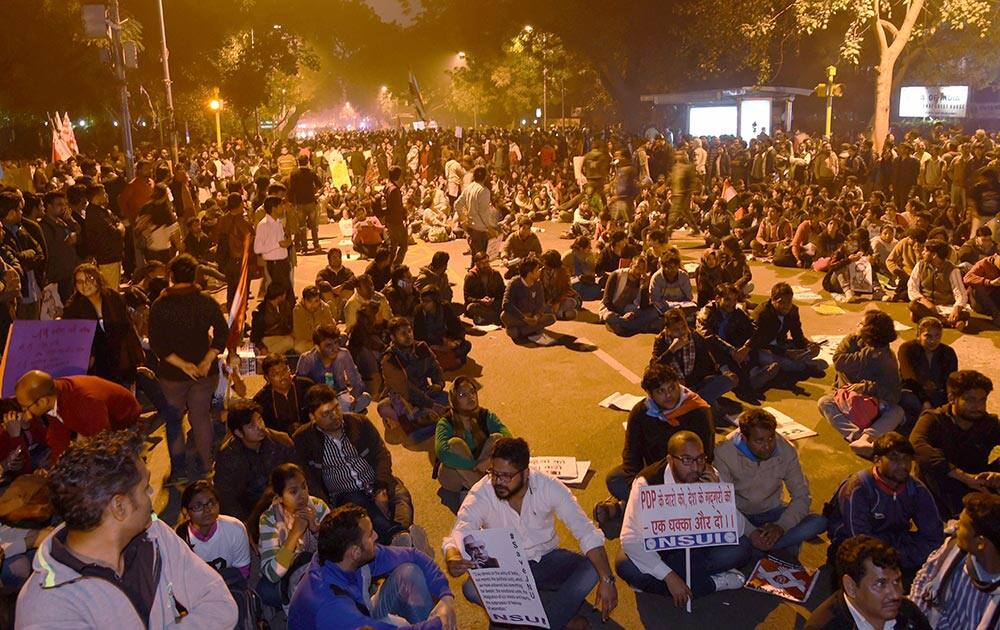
xmin=873 ymin=0 xmax=890 ymax=52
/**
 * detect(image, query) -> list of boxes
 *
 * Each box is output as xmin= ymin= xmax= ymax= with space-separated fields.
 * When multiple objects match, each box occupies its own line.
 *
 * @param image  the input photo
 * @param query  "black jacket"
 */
xmin=84 ymin=203 xmax=124 ymax=264
xmin=214 ymin=429 xmax=295 ymax=522
xmin=463 ymin=268 xmax=505 ymax=305
xmin=805 ymin=590 xmax=930 ymax=630
xmin=292 ymin=415 xmax=394 ymax=504
xmin=288 ymin=166 xmax=322 ymax=204
xmin=750 ymin=301 xmax=807 ymax=355
xmin=253 ymin=376 xmax=315 ymax=434
xmin=413 ymin=303 xmax=464 ymax=347
xmin=148 ymin=284 xmax=228 ymax=381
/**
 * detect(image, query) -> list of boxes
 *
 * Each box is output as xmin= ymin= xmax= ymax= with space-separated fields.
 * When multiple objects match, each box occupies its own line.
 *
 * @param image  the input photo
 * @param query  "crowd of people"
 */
xmin=0 ymin=120 xmax=1000 ymax=629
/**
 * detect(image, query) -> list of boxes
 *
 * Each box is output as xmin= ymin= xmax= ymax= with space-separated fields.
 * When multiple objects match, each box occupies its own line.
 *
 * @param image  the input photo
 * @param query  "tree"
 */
xmin=743 ymin=0 xmax=993 ymax=151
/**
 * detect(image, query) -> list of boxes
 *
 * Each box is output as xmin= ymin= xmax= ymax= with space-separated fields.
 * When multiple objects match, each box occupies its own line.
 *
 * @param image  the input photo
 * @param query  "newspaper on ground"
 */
xmin=763 ymin=406 xmax=818 ymax=441
xmin=599 ymin=392 xmax=645 ymax=412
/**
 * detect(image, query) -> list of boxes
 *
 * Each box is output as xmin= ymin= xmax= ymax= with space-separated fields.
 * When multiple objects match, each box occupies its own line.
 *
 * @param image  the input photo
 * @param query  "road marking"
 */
xmin=577 ymin=337 xmax=641 ymax=385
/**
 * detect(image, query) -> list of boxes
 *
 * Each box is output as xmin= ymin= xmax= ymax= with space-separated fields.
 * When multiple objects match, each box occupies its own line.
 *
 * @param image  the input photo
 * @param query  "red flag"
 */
xmin=62 ymin=113 xmax=80 ymax=155
xmin=224 ymin=236 xmax=253 ymax=353
xmin=50 ymin=113 xmax=72 ymax=162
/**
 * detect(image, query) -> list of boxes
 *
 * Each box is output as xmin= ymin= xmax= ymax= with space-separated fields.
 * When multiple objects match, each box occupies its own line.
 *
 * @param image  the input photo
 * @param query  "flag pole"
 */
xmin=109 ymin=0 xmax=135 ymax=179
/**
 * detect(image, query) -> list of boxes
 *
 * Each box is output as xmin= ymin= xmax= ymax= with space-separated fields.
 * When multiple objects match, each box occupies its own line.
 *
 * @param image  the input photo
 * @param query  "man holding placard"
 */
xmin=618 ymin=431 xmax=750 ymax=608
xmin=443 ymin=437 xmax=618 ymax=629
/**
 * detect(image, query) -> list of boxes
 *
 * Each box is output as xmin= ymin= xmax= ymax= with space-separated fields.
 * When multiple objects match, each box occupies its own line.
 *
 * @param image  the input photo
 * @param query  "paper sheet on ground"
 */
xmin=791 ymin=285 xmax=823 ymax=302
xmin=763 ymin=406 xmax=818 ymax=441
xmin=744 ymin=556 xmax=818 ymax=603
xmin=527 ymin=332 xmax=560 ymax=346
xmin=812 ymin=302 xmax=846 ymax=316
xmin=530 ymin=457 xmax=590 ymax=485
xmin=472 ymin=324 xmax=501 ymax=332
xmin=812 ymin=335 xmax=845 ymax=366
xmin=600 ymin=391 xmax=645 ymax=411
xmin=893 ymin=321 xmax=912 ymax=332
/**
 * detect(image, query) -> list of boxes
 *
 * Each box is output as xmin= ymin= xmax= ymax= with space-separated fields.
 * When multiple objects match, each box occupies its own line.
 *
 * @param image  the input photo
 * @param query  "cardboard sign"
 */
xmin=0 ymin=320 xmax=96 ymax=396
xmin=456 ymin=529 xmax=549 ymax=628
xmin=637 ymin=482 xmax=740 ymax=551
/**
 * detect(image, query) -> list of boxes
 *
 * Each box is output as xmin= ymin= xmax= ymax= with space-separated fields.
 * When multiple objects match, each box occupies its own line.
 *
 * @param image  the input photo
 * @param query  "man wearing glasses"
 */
xmin=443 ymin=437 xmax=618 ymax=630
xmin=618 ymin=431 xmax=751 ymax=608
xmin=14 ymin=369 xmax=141 ymax=464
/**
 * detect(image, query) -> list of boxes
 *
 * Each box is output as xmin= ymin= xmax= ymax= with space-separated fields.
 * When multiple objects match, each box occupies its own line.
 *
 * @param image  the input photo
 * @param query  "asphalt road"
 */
xmin=145 ymin=220 xmax=1000 ymax=629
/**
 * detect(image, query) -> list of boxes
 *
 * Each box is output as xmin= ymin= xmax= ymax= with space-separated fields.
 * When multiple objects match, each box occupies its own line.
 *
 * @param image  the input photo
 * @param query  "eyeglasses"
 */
xmin=75 ymin=276 xmax=97 ymax=286
xmin=454 ymin=389 xmax=477 ymax=398
xmin=187 ymin=498 xmax=218 ymax=513
xmin=318 ymin=410 xmax=340 ymax=420
xmin=671 ymin=454 xmax=707 ymax=467
xmin=487 ymin=468 xmax=524 ymax=483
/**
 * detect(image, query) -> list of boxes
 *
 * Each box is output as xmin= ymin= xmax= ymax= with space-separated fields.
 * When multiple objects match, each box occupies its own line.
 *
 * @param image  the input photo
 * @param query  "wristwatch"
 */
xmin=601 ymin=575 xmax=616 ymax=585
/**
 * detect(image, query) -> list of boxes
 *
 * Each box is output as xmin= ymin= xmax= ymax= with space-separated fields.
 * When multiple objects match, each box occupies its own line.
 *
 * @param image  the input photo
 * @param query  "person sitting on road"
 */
xmin=649 ymin=251 xmax=694 ymax=315
xmin=962 ymin=248 xmax=1000 ymax=326
xmin=377 ymin=316 xmax=449 ymax=441
xmin=603 ymin=363 xmax=715 ymax=503
xmin=910 ymin=492 xmax=1000 ymax=630
xmin=382 ymin=264 xmax=418 ymax=319
xmin=315 ymin=247 xmax=355 ymax=322
xmin=618 ymin=431 xmax=750 ymax=608
xmin=443 ymin=437 xmax=619 ymax=630
xmin=817 ymin=309 xmax=906 ymax=459
xmin=908 ymin=239 xmax=971 ymax=331
xmin=748 ymin=282 xmax=825 ymax=375
xmin=562 ymin=235 xmax=601 ymax=301
xmin=595 ymin=229 xmax=629 ymax=282
xmin=253 ymin=354 xmax=314 ymax=434
xmin=886 ymin=227 xmax=927 ymax=302
xmin=463 ymin=251 xmax=505 ymax=326
xmin=650 ymin=307 xmax=738 ymax=414
xmin=294 ymin=322 xmax=370 ymax=414
xmin=502 ymin=216 xmax=542 ymax=279
xmin=214 ymin=398 xmax=295 ymax=522
xmin=540 ymin=248 xmax=579 ymax=320
xmin=897 ymin=316 xmax=958 ymax=425
xmin=825 ymin=432 xmax=944 ymax=575
xmin=288 ymin=505 xmax=456 ymax=630
xmin=500 ymin=256 xmax=557 ymax=343
xmin=343 ymin=273 xmax=392 ymax=334
xmin=806 ymin=535 xmax=931 ymax=630
xmin=176 ymin=480 xmax=253 ymax=580
xmin=413 ymin=284 xmax=472 ymax=371
xmin=911 ymin=369 xmax=1000 ymax=520
xmin=291 ymin=285 xmax=334 ymax=354
xmin=715 ymin=408 xmax=827 ymax=565
xmin=250 ymin=282 xmax=296 ymax=356
xmin=293 ymin=384 xmax=428 ymax=551
xmin=415 ymin=250 xmax=457 ymax=311
xmin=434 ymin=376 xmax=512 ymax=494
xmin=600 ymin=256 xmax=661 ymax=337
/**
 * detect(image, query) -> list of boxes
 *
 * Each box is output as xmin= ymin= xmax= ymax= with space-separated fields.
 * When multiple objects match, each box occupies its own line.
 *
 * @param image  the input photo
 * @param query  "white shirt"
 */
xmin=443 ymin=470 xmax=605 ymax=563
xmin=845 ymin=593 xmax=896 ymax=630
xmin=906 ymin=260 xmax=968 ymax=308
xmin=455 ymin=181 xmax=496 ymax=232
xmin=620 ymin=463 xmax=747 ymax=580
xmin=253 ymin=214 xmax=288 ymax=261
xmin=187 ymin=515 xmax=253 ymax=570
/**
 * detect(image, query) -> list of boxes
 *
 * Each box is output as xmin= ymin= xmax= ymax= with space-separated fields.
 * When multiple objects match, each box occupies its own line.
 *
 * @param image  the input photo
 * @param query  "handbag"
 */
xmin=833 ymin=386 xmax=879 ymax=429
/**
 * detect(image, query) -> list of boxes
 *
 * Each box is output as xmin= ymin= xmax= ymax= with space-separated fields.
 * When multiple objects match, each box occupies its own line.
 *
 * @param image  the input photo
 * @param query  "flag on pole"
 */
xmin=224 ymin=235 xmax=253 ymax=354
xmin=408 ymin=70 xmax=427 ymax=122
xmin=61 ymin=113 xmax=79 ymax=155
xmin=49 ymin=113 xmax=72 ymax=163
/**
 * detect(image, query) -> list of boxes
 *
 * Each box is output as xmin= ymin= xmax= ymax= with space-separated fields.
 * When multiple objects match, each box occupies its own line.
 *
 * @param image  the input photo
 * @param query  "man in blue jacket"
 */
xmin=825 ymin=432 xmax=944 ymax=573
xmin=289 ymin=505 xmax=456 ymax=630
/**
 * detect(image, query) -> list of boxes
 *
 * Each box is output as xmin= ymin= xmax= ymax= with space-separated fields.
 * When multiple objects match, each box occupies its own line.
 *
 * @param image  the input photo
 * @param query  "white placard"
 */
xmin=763 ymin=406 xmax=818 ymax=441
xmin=899 ymin=86 xmax=969 ymax=119
xmin=599 ymin=391 xmax=645 ymax=412
xmin=456 ymin=529 xmax=549 ymax=628
xmin=637 ymin=482 xmax=740 ymax=551
xmin=529 ymin=456 xmax=577 ymax=479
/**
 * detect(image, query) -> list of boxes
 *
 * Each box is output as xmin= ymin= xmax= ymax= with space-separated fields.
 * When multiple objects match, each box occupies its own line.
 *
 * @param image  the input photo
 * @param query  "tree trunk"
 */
xmin=873 ymin=58 xmax=894 ymax=153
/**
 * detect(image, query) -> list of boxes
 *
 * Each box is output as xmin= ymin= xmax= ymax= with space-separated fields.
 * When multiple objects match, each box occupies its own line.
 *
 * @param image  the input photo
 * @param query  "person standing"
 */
xmin=115 ymin=160 xmax=154 ymax=275
xmin=288 ymin=154 xmax=323 ymax=253
xmin=38 ymin=190 xmax=80 ymax=303
xmin=148 ymin=254 xmax=229 ymax=480
xmin=83 ymin=183 xmax=125 ymax=289
xmin=212 ymin=192 xmax=254 ymax=309
xmin=455 ymin=166 xmax=496 ymax=259
xmin=383 ymin=166 xmax=408 ymax=266
xmin=254 ymin=195 xmax=293 ymax=300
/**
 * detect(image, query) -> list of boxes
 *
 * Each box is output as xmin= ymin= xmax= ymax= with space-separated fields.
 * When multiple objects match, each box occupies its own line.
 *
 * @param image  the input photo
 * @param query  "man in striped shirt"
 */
xmin=911 ymin=492 xmax=1000 ymax=630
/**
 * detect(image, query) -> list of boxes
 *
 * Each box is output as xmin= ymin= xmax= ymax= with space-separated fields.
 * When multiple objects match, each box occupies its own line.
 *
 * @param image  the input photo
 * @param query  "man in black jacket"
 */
xmin=413 ymin=285 xmax=471 ymax=369
xmin=0 ymin=190 xmax=46 ymax=320
xmin=463 ymin=252 xmax=505 ymax=325
xmin=806 ymin=535 xmax=930 ymax=630
xmin=288 ymin=154 xmax=322 ymax=252
xmin=293 ymin=384 xmax=419 ymax=546
xmin=749 ymin=282 xmax=824 ymax=375
xmin=214 ymin=398 xmax=295 ymax=522
xmin=253 ymin=353 xmax=314 ymax=434
xmin=148 ymin=254 xmax=229 ymax=477
xmin=83 ymin=183 xmax=125 ymax=289
xmin=39 ymin=190 xmax=80 ymax=302
xmin=383 ymin=166 xmax=407 ymax=266
xmin=377 ymin=317 xmax=448 ymax=441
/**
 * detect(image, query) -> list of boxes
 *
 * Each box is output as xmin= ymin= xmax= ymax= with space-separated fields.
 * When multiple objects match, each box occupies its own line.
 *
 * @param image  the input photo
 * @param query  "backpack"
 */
xmin=177 ymin=522 xmax=268 ymax=630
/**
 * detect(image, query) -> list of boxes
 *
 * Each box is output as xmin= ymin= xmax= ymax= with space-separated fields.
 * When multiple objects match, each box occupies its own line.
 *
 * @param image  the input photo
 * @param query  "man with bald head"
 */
xmin=618 ymin=431 xmax=751 ymax=608
xmin=14 ymin=370 xmax=141 ymax=463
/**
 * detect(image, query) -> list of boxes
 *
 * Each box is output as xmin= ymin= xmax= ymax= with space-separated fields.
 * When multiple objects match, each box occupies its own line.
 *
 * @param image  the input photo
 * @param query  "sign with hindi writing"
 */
xmin=637 ymin=482 xmax=740 ymax=551
xmin=456 ymin=528 xmax=549 ymax=628
xmin=0 ymin=320 xmax=97 ymax=397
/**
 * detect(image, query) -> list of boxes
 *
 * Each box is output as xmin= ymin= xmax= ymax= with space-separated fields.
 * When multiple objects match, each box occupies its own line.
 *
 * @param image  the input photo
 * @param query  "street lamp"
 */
xmin=208 ymin=91 xmax=222 ymax=151
xmin=458 ymin=51 xmax=466 ymax=60
xmin=523 ymin=25 xmax=533 ymax=33
xmin=380 ymin=85 xmax=388 ymax=93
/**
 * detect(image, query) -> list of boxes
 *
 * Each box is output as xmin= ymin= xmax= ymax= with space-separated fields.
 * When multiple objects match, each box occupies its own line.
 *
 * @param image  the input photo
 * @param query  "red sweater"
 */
xmin=46 ymin=376 xmax=142 ymax=462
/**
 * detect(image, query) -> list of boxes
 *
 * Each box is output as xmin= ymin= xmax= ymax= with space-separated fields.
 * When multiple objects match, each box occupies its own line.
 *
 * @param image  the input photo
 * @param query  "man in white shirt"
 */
xmin=253 ymin=195 xmax=292 ymax=298
xmin=618 ymin=431 xmax=750 ymax=608
xmin=443 ymin=437 xmax=617 ymax=630
xmin=455 ymin=166 xmax=497 ymax=260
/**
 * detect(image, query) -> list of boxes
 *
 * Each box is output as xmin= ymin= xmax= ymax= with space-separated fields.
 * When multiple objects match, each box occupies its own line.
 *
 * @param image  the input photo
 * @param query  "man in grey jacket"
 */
xmin=715 ymin=408 xmax=827 ymax=564
xmin=16 ymin=430 xmax=237 ymax=629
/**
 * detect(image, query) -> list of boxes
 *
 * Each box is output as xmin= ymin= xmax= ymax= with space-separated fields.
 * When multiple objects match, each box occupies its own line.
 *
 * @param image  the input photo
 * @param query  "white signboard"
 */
xmin=529 ymin=456 xmax=577 ymax=479
xmin=456 ymin=529 xmax=549 ymax=628
xmin=637 ymin=482 xmax=740 ymax=551
xmin=899 ymin=86 xmax=969 ymax=119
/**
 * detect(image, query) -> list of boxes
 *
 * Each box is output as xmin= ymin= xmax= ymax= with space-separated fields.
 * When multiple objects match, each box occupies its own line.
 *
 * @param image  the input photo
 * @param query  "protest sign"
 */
xmin=744 ymin=556 xmax=818 ymax=603
xmin=529 ymin=456 xmax=577 ymax=479
xmin=636 ymin=482 xmax=740 ymax=552
xmin=456 ymin=529 xmax=549 ymax=628
xmin=0 ymin=320 xmax=97 ymax=396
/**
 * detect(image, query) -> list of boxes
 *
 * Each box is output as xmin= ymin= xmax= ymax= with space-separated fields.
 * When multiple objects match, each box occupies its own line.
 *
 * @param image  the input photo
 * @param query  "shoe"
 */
xmin=710 ymin=569 xmax=746 ymax=591
xmin=955 ymin=319 xmax=969 ymax=332
xmin=849 ymin=434 xmax=876 ymax=459
xmin=408 ymin=524 xmax=434 ymax=559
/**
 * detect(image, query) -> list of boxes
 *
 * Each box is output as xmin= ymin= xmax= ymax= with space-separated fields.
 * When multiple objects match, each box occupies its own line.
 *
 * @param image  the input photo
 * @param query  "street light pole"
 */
xmin=156 ymin=0 xmax=178 ymax=164
xmin=543 ymin=67 xmax=548 ymax=128
xmin=209 ymin=89 xmax=222 ymax=151
xmin=108 ymin=0 xmax=135 ymax=178
xmin=825 ymin=65 xmax=837 ymax=138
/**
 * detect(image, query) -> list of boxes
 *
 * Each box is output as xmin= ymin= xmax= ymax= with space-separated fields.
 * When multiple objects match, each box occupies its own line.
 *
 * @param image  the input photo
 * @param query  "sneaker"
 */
xmin=710 ymin=569 xmax=746 ymax=591
xmin=408 ymin=525 xmax=434 ymax=559
xmin=849 ymin=434 xmax=876 ymax=459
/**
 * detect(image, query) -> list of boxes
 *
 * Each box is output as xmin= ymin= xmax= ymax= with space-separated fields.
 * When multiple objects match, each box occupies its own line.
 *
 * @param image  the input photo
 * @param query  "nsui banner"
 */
xmin=637 ymin=482 xmax=740 ymax=551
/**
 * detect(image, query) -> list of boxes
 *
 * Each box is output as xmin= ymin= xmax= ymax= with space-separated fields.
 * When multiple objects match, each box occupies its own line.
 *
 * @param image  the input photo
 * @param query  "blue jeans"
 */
xmin=615 ymin=540 xmax=751 ymax=600
xmin=818 ymin=394 xmax=904 ymax=443
xmin=758 ymin=348 xmax=823 ymax=373
xmin=695 ymin=374 xmax=737 ymax=406
xmin=136 ymin=369 xmax=185 ymax=475
xmin=605 ymin=465 xmax=632 ymax=502
xmin=745 ymin=507 xmax=828 ymax=562
xmin=602 ymin=307 xmax=662 ymax=337
xmin=571 ymin=280 xmax=603 ymax=302
xmin=464 ymin=548 xmax=597 ymax=630
xmin=371 ymin=562 xmax=435 ymax=624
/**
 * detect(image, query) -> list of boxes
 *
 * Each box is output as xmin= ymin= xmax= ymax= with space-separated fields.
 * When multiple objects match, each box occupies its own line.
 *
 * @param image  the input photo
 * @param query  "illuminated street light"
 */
xmin=380 ymin=85 xmax=388 ymax=93
xmin=208 ymin=90 xmax=222 ymax=151
xmin=523 ymin=25 xmax=533 ymax=33
xmin=77 ymin=119 xmax=87 ymax=128
xmin=208 ymin=99 xmax=221 ymax=111
xmin=458 ymin=51 xmax=466 ymax=59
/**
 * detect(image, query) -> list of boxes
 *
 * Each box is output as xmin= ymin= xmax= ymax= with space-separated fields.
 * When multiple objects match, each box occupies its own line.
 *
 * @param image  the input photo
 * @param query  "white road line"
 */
xmin=577 ymin=337 xmax=642 ymax=385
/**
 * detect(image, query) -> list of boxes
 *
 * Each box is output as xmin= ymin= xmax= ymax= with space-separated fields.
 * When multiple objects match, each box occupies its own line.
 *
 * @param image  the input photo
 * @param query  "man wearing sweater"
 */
xmin=600 ymin=256 xmax=660 ymax=337
xmin=149 ymin=254 xmax=229 ymax=478
xmin=500 ymin=257 xmax=556 ymax=343
xmin=715 ymin=408 xmax=826 ymax=564
xmin=963 ymin=250 xmax=1000 ymax=325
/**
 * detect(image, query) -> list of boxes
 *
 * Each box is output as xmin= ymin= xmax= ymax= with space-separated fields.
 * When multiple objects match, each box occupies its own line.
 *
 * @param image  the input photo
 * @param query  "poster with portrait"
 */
xmin=455 ymin=528 xmax=549 ymax=628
